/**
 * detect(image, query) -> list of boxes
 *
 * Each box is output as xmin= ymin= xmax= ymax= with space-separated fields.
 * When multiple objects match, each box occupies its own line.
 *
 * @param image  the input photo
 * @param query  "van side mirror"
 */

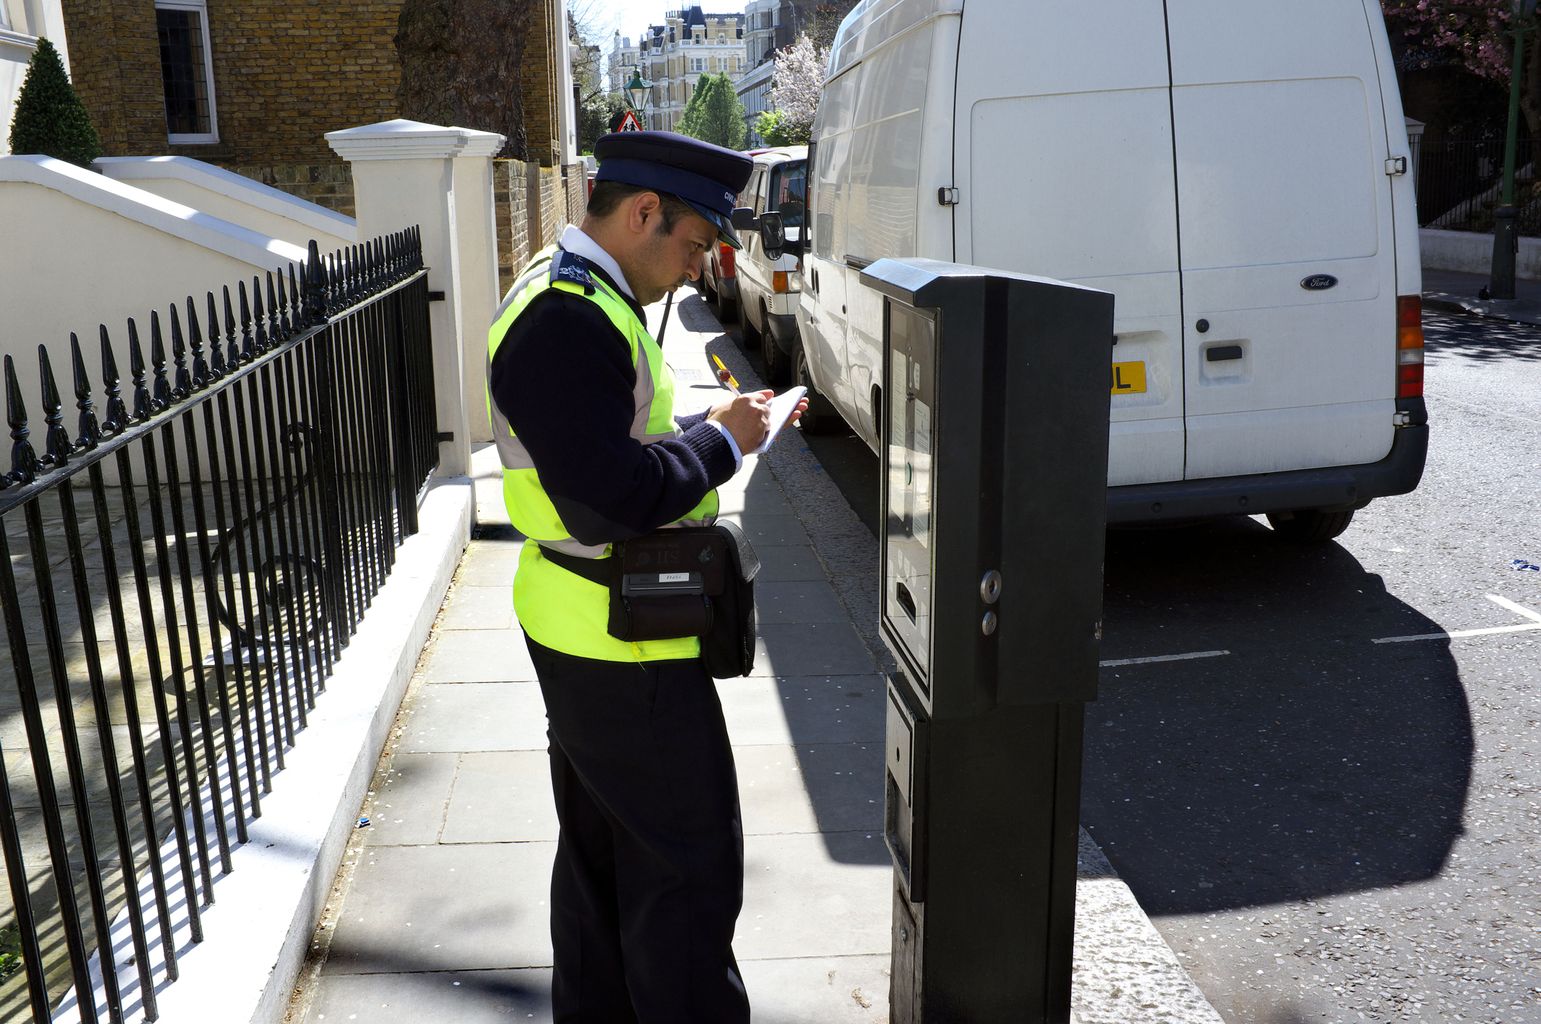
xmin=730 ymin=207 xmax=758 ymax=230
xmin=759 ymin=211 xmax=786 ymax=260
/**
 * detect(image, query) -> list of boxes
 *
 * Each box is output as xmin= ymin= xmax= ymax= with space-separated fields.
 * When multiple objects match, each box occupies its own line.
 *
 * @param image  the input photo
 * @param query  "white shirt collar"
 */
xmin=558 ymin=224 xmax=634 ymax=301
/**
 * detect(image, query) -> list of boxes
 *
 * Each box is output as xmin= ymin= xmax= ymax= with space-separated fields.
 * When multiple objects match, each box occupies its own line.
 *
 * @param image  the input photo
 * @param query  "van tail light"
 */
xmin=1396 ymin=295 xmax=1423 ymax=399
xmin=719 ymin=242 xmax=735 ymax=277
xmin=773 ymin=269 xmax=800 ymax=293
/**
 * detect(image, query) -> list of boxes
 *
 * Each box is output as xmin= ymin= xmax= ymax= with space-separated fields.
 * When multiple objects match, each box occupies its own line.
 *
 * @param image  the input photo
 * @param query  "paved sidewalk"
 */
xmin=1423 ymin=268 xmax=1541 ymax=326
xmin=286 ymin=291 xmax=1221 ymax=1024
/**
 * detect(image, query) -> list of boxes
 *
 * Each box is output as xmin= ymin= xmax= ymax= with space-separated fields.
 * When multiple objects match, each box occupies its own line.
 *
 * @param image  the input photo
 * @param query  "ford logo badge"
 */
xmin=1301 ymin=274 xmax=1338 ymax=291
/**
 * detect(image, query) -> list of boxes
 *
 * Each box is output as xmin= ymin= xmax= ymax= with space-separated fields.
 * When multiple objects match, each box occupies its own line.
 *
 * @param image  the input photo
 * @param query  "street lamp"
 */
xmin=1491 ymin=0 xmax=1540 ymax=300
xmin=625 ymin=68 xmax=651 ymax=117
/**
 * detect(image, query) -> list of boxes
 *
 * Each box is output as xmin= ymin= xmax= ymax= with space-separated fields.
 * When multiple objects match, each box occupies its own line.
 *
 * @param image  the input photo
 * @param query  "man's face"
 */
xmin=632 ymin=209 xmax=718 ymax=306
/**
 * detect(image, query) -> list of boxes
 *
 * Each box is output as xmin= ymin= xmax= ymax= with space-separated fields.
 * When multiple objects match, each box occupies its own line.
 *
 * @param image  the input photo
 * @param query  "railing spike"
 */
xmin=306 ymin=240 xmax=325 ymax=324
xmin=265 ymin=272 xmax=283 ymax=343
xmin=4 ymin=354 xmax=38 ymax=486
xmin=101 ymin=325 xmax=128 ymax=435
xmin=127 ymin=318 xmax=152 ymax=422
xmin=167 ymin=303 xmax=191 ymax=399
xmin=207 ymin=292 xmax=227 ymax=378
xmin=149 ymin=310 xmax=172 ymax=411
xmin=248 ymin=277 xmax=268 ymax=353
xmin=37 ymin=345 xmax=70 ymax=467
xmin=326 ymin=252 xmax=339 ymax=315
xmin=290 ymin=261 xmax=305 ymax=330
xmin=276 ymin=266 xmax=293 ymax=339
xmin=71 ymin=332 xmax=100 ymax=450
xmin=223 ymin=284 xmax=240 ymax=366
xmin=240 ymin=279 xmax=259 ymax=358
xmin=187 ymin=295 xmax=209 ymax=390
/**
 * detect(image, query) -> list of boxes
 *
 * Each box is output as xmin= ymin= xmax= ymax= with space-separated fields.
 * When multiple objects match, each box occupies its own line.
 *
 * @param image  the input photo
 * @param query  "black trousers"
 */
xmin=526 ymin=635 xmax=750 ymax=1024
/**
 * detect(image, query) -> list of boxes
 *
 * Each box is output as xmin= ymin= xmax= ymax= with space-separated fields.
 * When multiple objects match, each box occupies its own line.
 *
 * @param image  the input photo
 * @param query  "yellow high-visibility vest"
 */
xmin=487 ymin=246 xmax=718 ymax=661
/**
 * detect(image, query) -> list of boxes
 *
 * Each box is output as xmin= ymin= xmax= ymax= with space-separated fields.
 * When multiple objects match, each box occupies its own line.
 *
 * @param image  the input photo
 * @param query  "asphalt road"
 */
xmin=715 ymin=298 xmax=1540 ymax=1024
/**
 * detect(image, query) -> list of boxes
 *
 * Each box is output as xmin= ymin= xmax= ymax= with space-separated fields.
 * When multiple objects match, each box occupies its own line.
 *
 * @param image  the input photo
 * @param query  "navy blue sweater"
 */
xmin=488 ymin=262 xmax=736 ymax=547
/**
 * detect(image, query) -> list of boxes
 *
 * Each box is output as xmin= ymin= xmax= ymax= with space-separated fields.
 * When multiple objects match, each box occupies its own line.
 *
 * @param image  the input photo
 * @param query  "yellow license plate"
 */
xmin=1111 ymin=361 xmax=1147 ymax=395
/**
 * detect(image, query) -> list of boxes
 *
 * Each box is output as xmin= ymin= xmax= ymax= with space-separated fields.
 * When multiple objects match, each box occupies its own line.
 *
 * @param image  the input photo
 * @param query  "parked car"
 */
xmin=699 ymin=236 xmax=739 ymax=321
xmin=794 ymin=0 xmax=1427 ymax=541
xmin=729 ymin=146 xmax=807 ymax=386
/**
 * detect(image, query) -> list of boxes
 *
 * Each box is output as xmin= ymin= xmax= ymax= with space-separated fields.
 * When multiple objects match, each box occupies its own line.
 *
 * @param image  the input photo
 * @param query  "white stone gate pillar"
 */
xmin=326 ymin=120 xmax=505 ymax=478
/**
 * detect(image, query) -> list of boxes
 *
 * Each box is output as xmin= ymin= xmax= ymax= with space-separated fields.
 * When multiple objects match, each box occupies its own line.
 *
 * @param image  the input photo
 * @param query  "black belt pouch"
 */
xmin=606 ymin=522 xmax=760 ymax=678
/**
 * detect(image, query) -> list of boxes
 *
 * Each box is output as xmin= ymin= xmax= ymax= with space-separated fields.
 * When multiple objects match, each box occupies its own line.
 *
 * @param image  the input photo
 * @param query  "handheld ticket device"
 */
xmin=861 ymin=259 xmax=1114 ymax=1023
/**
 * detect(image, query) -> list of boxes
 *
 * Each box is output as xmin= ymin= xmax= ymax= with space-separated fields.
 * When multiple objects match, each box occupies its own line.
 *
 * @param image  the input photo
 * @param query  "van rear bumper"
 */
xmin=1106 ymin=402 xmax=1428 ymax=524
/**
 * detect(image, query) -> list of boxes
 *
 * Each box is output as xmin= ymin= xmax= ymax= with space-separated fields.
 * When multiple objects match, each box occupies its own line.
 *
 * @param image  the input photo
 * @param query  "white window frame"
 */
xmin=156 ymin=0 xmax=218 ymax=144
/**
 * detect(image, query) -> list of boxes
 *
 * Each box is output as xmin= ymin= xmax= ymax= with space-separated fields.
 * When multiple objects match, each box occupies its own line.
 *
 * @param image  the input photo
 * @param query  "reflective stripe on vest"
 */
xmin=487 ymin=246 xmax=718 ymax=662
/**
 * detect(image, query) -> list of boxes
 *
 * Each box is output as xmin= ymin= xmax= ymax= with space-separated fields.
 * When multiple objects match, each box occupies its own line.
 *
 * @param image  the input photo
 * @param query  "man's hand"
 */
xmin=708 ymin=389 xmax=774 ymax=453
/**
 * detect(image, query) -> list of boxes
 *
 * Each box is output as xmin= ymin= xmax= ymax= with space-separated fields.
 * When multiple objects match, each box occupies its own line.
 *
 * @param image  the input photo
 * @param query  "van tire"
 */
xmin=714 ymin=281 xmax=736 ymax=322
xmin=760 ymin=301 xmax=791 ymax=385
xmin=1265 ymin=508 xmax=1355 ymax=543
xmin=793 ymin=344 xmax=840 ymax=434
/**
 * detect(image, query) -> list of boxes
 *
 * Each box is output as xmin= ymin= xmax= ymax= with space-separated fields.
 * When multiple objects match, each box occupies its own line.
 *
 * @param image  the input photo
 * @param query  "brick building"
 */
xmin=33 ymin=0 xmax=573 ymax=214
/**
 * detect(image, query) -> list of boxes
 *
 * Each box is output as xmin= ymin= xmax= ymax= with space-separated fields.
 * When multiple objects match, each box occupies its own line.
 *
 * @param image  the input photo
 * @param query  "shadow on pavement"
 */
xmin=1083 ymin=517 xmax=1472 ymax=915
xmin=1424 ymin=309 xmax=1541 ymax=362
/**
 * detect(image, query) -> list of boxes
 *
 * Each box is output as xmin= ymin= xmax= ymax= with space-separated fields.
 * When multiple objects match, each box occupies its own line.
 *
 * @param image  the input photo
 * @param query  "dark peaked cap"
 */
xmin=594 ymin=131 xmax=753 ymax=249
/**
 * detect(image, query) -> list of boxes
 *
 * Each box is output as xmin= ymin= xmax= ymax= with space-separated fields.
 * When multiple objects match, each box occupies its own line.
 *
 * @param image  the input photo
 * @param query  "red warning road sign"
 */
xmin=618 ymin=110 xmax=643 ymax=132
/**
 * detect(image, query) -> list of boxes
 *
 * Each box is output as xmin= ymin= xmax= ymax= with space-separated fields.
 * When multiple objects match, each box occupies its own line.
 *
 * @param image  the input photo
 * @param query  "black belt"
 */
xmin=538 ymin=544 xmax=617 ymax=587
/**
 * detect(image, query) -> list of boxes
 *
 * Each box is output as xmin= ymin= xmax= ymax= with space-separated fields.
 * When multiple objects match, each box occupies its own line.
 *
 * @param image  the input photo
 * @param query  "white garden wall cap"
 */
xmin=0 ymin=154 xmax=309 ymax=269
xmin=94 ymin=156 xmax=357 ymax=237
xmin=326 ymin=119 xmax=506 ymax=162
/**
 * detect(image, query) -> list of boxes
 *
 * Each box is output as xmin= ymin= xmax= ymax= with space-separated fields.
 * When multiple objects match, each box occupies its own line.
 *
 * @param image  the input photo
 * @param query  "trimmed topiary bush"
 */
xmin=7 ymin=37 xmax=101 ymax=168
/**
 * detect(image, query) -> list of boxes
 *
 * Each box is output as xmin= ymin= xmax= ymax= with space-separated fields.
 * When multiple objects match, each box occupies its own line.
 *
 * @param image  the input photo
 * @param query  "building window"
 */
xmin=156 ymin=0 xmax=217 ymax=143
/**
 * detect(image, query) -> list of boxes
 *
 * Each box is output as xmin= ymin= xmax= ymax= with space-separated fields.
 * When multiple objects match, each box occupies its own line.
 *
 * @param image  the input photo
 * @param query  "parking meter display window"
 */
xmin=884 ymin=302 xmax=937 ymax=687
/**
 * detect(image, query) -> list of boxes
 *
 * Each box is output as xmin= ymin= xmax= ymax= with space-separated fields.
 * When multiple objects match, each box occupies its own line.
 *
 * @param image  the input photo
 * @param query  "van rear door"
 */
xmin=1166 ymin=0 xmax=1397 ymax=481
xmin=954 ymin=1 xmax=1185 ymax=487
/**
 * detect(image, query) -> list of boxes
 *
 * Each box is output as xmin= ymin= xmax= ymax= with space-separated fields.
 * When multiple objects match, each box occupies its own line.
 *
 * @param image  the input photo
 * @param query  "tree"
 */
xmin=579 ymin=93 xmax=626 ymax=153
xmin=754 ymin=109 xmax=797 ymax=147
xmin=679 ymin=74 xmax=747 ymax=150
xmin=809 ymin=1 xmax=860 ymax=53
xmin=7 ymin=37 xmax=101 ymax=167
xmin=1382 ymin=1 xmax=1541 ymax=138
xmin=396 ymin=0 xmax=533 ymax=159
xmin=767 ymin=34 xmax=829 ymax=146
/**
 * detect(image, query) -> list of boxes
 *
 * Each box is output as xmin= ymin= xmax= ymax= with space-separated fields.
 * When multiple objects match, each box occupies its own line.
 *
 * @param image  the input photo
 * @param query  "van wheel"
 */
xmin=716 ymin=287 xmax=737 ymax=323
xmin=793 ymin=343 xmax=839 ymax=434
xmin=1265 ymin=508 xmax=1355 ymax=543
xmin=760 ymin=302 xmax=791 ymax=385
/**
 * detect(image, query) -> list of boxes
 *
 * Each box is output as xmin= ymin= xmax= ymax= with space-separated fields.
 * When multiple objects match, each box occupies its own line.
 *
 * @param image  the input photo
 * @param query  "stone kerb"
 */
xmin=327 ymin=120 xmax=506 ymax=474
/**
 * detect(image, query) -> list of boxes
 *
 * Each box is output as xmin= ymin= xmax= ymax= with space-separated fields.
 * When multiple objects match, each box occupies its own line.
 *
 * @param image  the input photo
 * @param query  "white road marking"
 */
xmin=1487 ymin=593 xmax=1541 ymax=624
xmin=1100 ymin=649 xmax=1230 ymax=668
xmin=1372 ymin=594 xmax=1541 ymax=644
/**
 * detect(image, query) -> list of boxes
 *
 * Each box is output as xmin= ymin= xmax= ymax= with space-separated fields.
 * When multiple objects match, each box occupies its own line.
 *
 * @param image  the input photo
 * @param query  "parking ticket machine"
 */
xmin=859 ymin=259 xmax=1114 ymax=1023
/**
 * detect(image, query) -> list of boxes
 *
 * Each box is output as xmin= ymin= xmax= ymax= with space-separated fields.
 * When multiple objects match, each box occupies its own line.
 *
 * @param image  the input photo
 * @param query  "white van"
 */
xmin=795 ymin=0 xmax=1427 ymax=540
xmin=733 ymin=146 xmax=808 ymax=385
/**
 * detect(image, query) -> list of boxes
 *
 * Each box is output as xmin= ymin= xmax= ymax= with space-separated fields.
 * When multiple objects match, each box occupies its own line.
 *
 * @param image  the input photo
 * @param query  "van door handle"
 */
xmin=1206 ymin=345 xmax=1244 ymax=362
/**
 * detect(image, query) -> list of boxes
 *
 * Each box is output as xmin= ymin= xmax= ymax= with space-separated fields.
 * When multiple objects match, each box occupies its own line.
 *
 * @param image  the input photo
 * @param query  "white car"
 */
xmin=730 ymin=147 xmax=807 ymax=385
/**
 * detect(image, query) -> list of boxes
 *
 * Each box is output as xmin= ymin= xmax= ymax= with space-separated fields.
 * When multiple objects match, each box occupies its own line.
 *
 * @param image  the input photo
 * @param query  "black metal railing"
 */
xmin=0 ymin=229 xmax=436 ymax=1023
xmin=1412 ymin=136 xmax=1541 ymax=235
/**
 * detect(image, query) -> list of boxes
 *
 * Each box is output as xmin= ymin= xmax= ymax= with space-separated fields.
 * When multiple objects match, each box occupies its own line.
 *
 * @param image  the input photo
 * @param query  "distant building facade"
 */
xmin=636 ymin=6 xmax=746 ymax=132
xmin=608 ymin=32 xmax=640 ymax=95
xmin=734 ymin=0 xmax=815 ymax=143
